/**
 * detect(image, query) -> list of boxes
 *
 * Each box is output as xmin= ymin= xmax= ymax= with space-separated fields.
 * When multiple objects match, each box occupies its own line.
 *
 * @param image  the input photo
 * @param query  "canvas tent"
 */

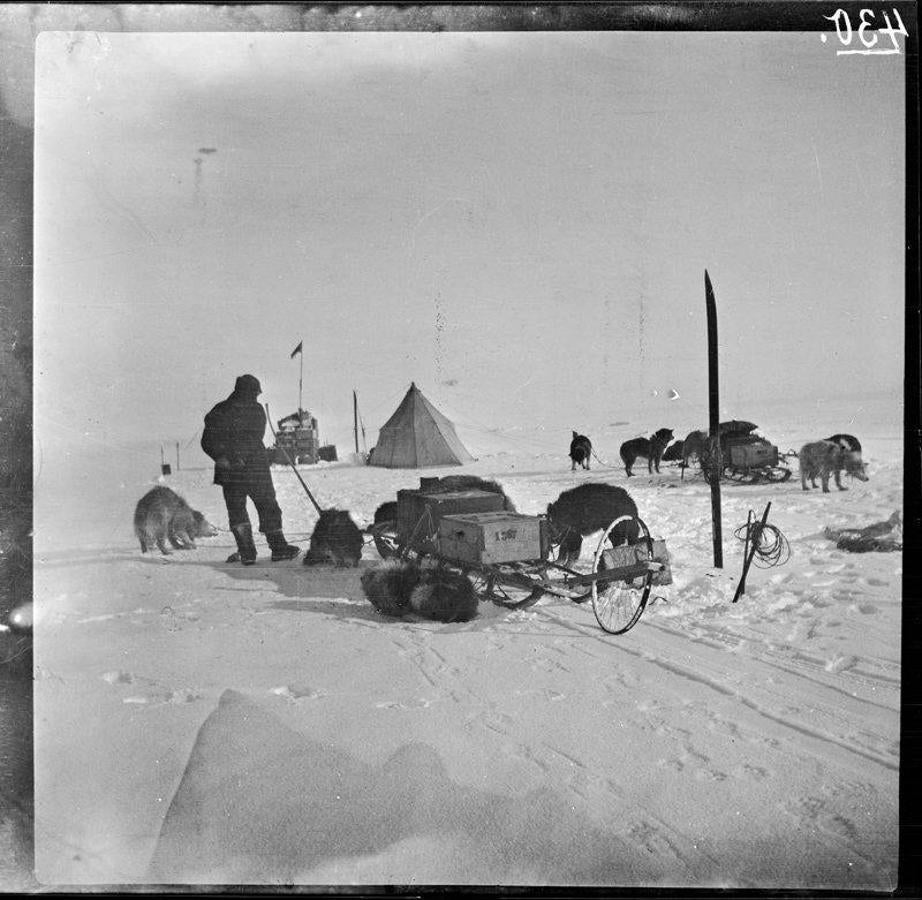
xmin=369 ymin=382 xmax=473 ymax=469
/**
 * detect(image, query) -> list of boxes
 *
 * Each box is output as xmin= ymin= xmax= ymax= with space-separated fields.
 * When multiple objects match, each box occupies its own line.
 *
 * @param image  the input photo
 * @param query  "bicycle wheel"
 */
xmin=590 ymin=515 xmax=654 ymax=635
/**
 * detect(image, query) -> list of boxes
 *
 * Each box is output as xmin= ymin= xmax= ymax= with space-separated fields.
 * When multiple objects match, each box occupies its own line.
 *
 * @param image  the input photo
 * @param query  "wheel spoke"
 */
xmin=590 ymin=516 xmax=653 ymax=634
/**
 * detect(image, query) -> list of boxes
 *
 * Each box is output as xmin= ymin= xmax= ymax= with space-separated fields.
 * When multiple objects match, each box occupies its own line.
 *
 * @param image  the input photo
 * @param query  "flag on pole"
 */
xmin=290 ymin=340 xmax=303 ymax=359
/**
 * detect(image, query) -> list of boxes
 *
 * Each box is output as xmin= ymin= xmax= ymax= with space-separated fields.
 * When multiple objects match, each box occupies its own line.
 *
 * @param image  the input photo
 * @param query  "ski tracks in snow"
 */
xmin=357 ymin=549 xmax=897 ymax=887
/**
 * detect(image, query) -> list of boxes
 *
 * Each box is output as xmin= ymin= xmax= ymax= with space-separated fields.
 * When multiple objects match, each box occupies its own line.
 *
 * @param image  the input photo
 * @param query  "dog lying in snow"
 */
xmin=361 ymin=559 xmax=478 ymax=622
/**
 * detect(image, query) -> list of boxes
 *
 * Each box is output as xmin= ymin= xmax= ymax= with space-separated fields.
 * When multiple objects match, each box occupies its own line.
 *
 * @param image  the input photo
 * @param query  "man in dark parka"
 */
xmin=201 ymin=374 xmax=300 ymax=564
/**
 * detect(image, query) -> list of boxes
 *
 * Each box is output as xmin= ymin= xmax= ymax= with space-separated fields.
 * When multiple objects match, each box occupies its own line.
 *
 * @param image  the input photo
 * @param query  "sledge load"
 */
xmin=268 ymin=409 xmax=321 ymax=465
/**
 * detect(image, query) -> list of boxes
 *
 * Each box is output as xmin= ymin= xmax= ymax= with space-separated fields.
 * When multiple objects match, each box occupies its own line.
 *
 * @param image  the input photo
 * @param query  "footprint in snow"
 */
xmin=626 ymin=820 xmax=683 ymax=860
xmin=824 ymin=654 xmax=858 ymax=674
xmin=123 ymin=688 xmax=203 ymax=706
xmin=159 ymin=605 xmax=201 ymax=632
xmin=784 ymin=795 xmax=859 ymax=842
xmin=102 ymin=671 xmax=203 ymax=706
xmin=864 ymin=577 xmax=889 ymax=588
xmin=375 ymin=697 xmax=432 ymax=710
xmin=734 ymin=763 xmax=770 ymax=781
xmin=694 ymin=768 xmax=728 ymax=783
xmin=474 ymin=710 xmax=516 ymax=735
xmin=849 ymin=602 xmax=879 ymax=616
xmin=269 ymin=684 xmax=326 ymax=701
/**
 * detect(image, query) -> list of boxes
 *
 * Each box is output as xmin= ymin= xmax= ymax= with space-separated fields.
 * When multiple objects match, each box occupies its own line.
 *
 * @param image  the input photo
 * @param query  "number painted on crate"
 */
xmin=821 ymin=8 xmax=908 ymax=55
xmin=493 ymin=528 xmax=518 ymax=541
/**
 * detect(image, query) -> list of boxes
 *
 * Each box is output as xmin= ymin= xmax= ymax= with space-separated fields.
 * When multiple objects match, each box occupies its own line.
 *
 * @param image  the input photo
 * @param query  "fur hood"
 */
xmin=232 ymin=374 xmax=262 ymax=400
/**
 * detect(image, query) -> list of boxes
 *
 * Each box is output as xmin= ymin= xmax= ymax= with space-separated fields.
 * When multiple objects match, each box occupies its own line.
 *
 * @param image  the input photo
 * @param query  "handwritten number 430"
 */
xmin=824 ymin=8 xmax=909 ymax=54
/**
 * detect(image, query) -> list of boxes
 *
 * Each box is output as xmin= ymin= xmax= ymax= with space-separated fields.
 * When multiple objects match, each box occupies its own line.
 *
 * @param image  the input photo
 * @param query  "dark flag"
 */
xmin=290 ymin=341 xmax=303 ymax=359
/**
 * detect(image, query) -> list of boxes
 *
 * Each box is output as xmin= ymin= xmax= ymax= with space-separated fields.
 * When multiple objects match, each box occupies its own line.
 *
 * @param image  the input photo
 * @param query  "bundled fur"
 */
xmin=425 ymin=475 xmax=516 ymax=512
xmin=620 ymin=428 xmax=674 ymax=477
xmin=134 ymin=486 xmax=218 ymax=555
xmin=824 ymin=510 xmax=900 ymax=553
xmin=360 ymin=559 xmax=421 ymax=617
xmin=303 ymin=508 xmax=364 ymax=566
xmin=408 ymin=564 xmax=479 ymax=622
xmin=361 ymin=559 xmax=479 ymax=623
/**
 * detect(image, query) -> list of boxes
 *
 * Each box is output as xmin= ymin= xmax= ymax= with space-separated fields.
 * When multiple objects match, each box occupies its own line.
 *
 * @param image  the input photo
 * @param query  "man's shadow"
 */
xmin=147 ymin=544 xmax=384 ymax=625
xmin=139 ymin=541 xmax=549 ymax=635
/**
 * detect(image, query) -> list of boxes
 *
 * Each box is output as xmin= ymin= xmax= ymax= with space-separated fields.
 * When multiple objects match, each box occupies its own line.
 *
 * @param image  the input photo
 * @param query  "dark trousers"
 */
xmin=222 ymin=473 xmax=283 ymax=534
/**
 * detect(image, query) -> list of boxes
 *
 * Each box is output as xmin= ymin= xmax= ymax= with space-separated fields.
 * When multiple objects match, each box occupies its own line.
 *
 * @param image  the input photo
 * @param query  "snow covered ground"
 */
xmin=32 ymin=392 xmax=902 ymax=888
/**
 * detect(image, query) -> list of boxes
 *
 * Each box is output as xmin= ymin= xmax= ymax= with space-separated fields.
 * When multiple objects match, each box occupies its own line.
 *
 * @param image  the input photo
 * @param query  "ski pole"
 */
xmin=264 ymin=403 xmax=324 ymax=515
xmin=733 ymin=501 xmax=771 ymax=603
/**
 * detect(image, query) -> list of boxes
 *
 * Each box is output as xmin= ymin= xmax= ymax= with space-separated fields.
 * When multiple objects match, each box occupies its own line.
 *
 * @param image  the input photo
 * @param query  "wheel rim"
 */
xmin=592 ymin=576 xmax=650 ymax=633
xmin=590 ymin=516 xmax=653 ymax=634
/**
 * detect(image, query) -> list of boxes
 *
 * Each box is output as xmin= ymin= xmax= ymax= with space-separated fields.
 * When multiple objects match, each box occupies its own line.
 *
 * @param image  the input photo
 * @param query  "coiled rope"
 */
xmin=733 ymin=518 xmax=791 ymax=569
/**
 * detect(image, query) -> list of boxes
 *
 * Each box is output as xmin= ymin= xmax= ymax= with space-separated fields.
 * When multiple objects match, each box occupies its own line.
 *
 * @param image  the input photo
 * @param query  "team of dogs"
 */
xmin=133 ymin=431 xmax=868 ymax=622
xmin=570 ymin=428 xmax=868 ymax=492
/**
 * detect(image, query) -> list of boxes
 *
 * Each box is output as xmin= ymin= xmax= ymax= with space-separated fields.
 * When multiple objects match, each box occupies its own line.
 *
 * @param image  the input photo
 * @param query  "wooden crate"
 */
xmin=601 ymin=540 xmax=672 ymax=586
xmin=396 ymin=489 xmax=505 ymax=545
xmin=729 ymin=440 xmax=778 ymax=469
xmin=438 ymin=512 xmax=543 ymax=565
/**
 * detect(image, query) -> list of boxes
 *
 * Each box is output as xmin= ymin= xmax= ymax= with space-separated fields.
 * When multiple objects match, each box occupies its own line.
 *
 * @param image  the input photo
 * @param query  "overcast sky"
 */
xmin=34 ymin=30 xmax=904 ymax=454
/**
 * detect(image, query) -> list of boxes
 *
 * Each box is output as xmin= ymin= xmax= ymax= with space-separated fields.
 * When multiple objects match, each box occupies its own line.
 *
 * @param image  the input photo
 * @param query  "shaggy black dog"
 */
xmin=569 ymin=432 xmax=592 ymax=471
xmin=372 ymin=501 xmax=399 ymax=526
xmin=360 ymin=559 xmax=421 ymax=617
xmin=361 ymin=559 xmax=478 ymax=623
xmin=619 ymin=428 xmax=674 ymax=477
xmin=661 ymin=440 xmax=685 ymax=463
xmin=546 ymin=482 xmax=639 ymax=566
xmin=303 ymin=508 xmax=364 ymax=566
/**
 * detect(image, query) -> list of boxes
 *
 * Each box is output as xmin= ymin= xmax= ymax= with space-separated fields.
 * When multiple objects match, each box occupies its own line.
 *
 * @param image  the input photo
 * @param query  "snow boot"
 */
xmin=267 ymin=530 xmax=300 ymax=562
xmin=228 ymin=522 xmax=257 ymax=565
